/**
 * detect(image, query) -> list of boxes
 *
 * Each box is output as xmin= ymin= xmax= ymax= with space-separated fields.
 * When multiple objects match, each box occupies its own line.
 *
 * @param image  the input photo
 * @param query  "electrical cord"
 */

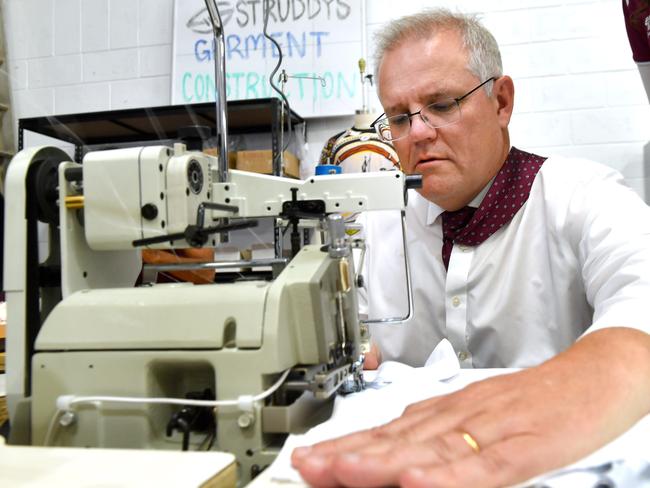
xmin=43 ymin=409 xmax=64 ymax=446
xmin=262 ymin=0 xmax=293 ymax=157
xmin=197 ymin=429 xmax=216 ymax=451
xmin=56 ymin=368 xmax=291 ymax=411
xmin=46 ymin=368 xmax=292 ymax=446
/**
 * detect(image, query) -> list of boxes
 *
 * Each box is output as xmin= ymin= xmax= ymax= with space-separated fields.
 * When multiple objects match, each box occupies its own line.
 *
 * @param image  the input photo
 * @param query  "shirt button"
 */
xmin=451 ymin=296 xmax=461 ymax=307
xmin=458 ymin=351 xmax=468 ymax=361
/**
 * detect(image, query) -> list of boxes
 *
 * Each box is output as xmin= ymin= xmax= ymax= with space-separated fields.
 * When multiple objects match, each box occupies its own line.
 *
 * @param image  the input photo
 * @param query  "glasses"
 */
xmin=371 ymin=77 xmax=497 ymax=142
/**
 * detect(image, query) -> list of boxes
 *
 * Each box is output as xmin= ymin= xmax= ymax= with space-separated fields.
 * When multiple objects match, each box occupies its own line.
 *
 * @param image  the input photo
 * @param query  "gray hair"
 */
xmin=373 ymin=8 xmax=503 ymax=95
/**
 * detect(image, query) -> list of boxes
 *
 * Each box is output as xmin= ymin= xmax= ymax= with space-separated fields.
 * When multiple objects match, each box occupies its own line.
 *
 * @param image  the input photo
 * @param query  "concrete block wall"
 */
xmin=2 ymin=0 xmax=649 ymax=199
xmin=4 ymin=0 xmax=174 ymax=119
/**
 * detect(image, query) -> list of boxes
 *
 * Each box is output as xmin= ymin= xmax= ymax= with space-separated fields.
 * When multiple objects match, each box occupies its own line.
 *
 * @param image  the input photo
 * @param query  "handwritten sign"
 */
xmin=171 ymin=0 xmax=363 ymax=117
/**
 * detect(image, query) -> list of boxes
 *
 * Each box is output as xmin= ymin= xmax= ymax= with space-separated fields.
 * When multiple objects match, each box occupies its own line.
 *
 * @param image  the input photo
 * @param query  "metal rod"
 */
xmin=274 ymin=217 xmax=283 ymax=259
xmin=204 ymin=0 xmax=229 ymax=183
xmin=196 ymin=201 xmax=239 ymax=227
xmin=281 ymin=71 xmax=326 ymax=87
xmin=143 ymin=258 xmax=289 ymax=272
xmin=361 ymin=210 xmax=413 ymax=325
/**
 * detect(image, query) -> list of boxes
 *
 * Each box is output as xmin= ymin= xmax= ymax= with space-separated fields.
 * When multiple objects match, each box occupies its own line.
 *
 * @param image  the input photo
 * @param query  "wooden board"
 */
xmin=0 ymin=443 xmax=237 ymax=487
xmin=0 ymin=395 xmax=7 ymax=428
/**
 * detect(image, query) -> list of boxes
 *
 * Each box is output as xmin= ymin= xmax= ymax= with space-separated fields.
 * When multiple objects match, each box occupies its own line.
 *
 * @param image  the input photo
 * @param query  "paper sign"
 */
xmin=171 ymin=0 xmax=364 ymax=117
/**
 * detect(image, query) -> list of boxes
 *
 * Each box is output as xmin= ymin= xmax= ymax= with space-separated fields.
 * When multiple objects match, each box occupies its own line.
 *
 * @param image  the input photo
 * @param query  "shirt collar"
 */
xmin=426 ymin=176 xmax=495 ymax=226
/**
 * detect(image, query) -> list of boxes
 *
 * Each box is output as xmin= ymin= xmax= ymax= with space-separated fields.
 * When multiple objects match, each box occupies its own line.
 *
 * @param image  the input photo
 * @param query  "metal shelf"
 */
xmin=18 ymin=98 xmax=304 ymax=164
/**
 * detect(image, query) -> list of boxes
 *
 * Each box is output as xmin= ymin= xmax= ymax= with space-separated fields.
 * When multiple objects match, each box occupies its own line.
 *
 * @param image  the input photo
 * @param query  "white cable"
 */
xmin=43 ymin=409 xmax=64 ymax=446
xmin=55 ymin=368 xmax=292 ymax=413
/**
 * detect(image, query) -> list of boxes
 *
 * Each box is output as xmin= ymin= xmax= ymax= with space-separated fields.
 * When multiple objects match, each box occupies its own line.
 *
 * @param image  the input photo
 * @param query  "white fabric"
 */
xmin=260 ymin=341 xmax=463 ymax=485
xmin=253 ymin=363 xmax=650 ymax=487
xmin=359 ymin=155 xmax=650 ymax=368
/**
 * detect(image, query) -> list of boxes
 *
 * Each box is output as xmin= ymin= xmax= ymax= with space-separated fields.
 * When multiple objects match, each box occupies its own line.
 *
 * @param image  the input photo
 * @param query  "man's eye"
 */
xmin=429 ymin=100 xmax=455 ymax=112
xmin=388 ymin=115 xmax=409 ymax=126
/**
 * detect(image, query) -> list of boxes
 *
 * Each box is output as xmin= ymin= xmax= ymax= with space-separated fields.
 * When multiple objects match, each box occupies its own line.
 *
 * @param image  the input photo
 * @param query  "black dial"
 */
xmin=187 ymin=159 xmax=204 ymax=194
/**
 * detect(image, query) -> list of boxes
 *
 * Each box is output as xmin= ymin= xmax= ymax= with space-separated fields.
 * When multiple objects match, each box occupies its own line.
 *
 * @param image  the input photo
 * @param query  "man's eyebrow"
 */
xmin=384 ymin=88 xmax=453 ymax=115
xmin=383 ymin=103 xmax=407 ymax=115
xmin=422 ymin=87 xmax=454 ymax=100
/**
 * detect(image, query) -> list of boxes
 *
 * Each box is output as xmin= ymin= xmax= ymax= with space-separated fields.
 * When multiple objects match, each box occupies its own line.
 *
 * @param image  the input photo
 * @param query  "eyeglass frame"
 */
xmin=370 ymin=76 xmax=498 ymax=142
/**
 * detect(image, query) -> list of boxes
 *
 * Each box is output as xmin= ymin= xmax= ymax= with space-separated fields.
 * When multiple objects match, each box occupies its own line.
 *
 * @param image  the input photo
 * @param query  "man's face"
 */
xmin=377 ymin=30 xmax=512 ymax=210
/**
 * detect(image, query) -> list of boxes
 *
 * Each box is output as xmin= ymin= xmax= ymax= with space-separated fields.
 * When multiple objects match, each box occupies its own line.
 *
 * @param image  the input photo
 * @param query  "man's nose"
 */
xmin=408 ymin=114 xmax=438 ymax=142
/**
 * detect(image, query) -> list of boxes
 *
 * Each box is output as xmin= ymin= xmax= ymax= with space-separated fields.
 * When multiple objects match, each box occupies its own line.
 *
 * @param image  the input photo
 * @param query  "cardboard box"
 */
xmin=248 ymin=243 xmax=275 ymax=271
xmin=202 ymin=148 xmax=237 ymax=169
xmin=213 ymin=245 xmax=243 ymax=273
xmin=235 ymin=150 xmax=300 ymax=179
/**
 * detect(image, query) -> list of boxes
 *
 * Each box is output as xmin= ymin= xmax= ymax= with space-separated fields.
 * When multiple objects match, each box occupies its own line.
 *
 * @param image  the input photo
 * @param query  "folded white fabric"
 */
xmin=266 ymin=339 xmax=461 ymax=483
xmin=264 ymin=337 xmax=650 ymax=487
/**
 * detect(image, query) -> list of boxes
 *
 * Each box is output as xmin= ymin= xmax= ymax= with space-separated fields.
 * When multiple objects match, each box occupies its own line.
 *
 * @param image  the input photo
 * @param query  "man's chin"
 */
xmin=416 ymin=182 xmax=457 ymax=207
xmin=416 ymin=186 xmax=442 ymax=203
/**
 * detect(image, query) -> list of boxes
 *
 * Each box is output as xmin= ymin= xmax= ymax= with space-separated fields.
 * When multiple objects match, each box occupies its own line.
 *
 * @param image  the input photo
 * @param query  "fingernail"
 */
xmin=406 ymin=467 xmax=425 ymax=480
xmin=341 ymin=453 xmax=361 ymax=464
xmin=305 ymin=455 xmax=326 ymax=469
xmin=292 ymin=446 xmax=312 ymax=460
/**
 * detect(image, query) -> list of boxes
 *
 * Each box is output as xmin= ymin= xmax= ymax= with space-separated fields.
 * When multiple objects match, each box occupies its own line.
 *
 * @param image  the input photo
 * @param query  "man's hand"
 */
xmin=291 ymin=327 xmax=650 ymax=487
xmin=363 ymin=343 xmax=381 ymax=371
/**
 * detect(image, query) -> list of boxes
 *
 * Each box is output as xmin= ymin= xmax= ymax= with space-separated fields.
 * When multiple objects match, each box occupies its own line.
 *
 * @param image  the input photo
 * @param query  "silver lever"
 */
xmin=360 ymin=210 xmax=413 ymax=326
xmin=204 ymin=0 xmax=229 ymax=184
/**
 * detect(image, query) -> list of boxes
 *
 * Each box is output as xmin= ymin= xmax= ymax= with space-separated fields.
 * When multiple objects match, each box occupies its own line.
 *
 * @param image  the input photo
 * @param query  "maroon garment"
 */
xmin=441 ymin=147 xmax=547 ymax=270
xmin=623 ymin=0 xmax=650 ymax=62
xmin=442 ymin=206 xmax=476 ymax=269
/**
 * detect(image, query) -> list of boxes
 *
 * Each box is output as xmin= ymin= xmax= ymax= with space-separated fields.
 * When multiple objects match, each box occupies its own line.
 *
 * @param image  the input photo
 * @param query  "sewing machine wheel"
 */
xmin=33 ymin=157 xmax=63 ymax=225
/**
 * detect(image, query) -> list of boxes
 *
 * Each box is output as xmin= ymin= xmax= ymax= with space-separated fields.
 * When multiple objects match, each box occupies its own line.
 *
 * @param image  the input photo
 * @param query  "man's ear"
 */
xmin=494 ymin=75 xmax=515 ymax=128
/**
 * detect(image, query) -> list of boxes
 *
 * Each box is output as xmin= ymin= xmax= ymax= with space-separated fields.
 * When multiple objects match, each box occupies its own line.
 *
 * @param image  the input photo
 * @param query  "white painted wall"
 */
xmin=3 ymin=0 xmax=650 ymax=198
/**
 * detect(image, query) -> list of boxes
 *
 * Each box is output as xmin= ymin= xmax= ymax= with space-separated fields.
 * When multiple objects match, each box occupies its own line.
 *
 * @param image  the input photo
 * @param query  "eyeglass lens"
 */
xmin=378 ymin=98 xmax=460 ymax=141
xmin=375 ymin=77 xmax=496 ymax=141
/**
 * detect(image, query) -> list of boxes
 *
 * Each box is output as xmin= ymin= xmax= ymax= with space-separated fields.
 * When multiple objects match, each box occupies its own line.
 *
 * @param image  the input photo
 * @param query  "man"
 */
xmin=291 ymin=8 xmax=650 ymax=488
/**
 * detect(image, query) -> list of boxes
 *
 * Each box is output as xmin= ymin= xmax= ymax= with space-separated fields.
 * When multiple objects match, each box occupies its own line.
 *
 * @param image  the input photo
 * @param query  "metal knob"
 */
xmin=327 ymin=214 xmax=349 ymax=258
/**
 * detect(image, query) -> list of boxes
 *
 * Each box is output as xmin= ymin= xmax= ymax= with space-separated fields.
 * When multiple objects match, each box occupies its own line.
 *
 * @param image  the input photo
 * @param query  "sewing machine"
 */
xmin=3 ymin=141 xmax=418 ymax=484
xmin=1 ymin=2 xmax=422 ymax=483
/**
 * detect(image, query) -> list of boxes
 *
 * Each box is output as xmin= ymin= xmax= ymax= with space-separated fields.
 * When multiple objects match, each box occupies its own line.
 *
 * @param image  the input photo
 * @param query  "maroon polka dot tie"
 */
xmin=441 ymin=147 xmax=546 ymax=270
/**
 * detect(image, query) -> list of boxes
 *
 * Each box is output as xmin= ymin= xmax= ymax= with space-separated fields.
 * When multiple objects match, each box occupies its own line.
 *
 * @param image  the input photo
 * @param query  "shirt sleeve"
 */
xmin=574 ymin=166 xmax=650 ymax=337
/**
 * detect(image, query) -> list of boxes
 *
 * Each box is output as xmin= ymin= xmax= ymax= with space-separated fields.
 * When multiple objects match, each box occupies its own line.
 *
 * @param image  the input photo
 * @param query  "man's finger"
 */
xmin=297 ymin=433 xmax=484 ymax=488
xmin=291 ymin=451 xmax=341 ymax=488
xmin=363 ymin=343 xmax=381 ymax=370
xmin=292 ymin=406 xmax=434 ymax=462
xmin=292 ymin=394 xmax=492 ymax=466
xmin=398 ymin=434 xmax=564 ymax=488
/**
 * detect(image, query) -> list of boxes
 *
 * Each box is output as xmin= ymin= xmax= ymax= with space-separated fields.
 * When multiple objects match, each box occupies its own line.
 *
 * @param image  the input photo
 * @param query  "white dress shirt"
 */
xmin=359 ymin=154 xmax=650 ymax=368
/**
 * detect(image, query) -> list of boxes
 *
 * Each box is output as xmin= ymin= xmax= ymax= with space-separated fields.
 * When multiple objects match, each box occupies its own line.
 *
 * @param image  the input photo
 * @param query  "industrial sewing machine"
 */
xmin=2 ymin=1 xmax=419 ymax=484
xmin=3 ymin=141 xmax=419 ymax=483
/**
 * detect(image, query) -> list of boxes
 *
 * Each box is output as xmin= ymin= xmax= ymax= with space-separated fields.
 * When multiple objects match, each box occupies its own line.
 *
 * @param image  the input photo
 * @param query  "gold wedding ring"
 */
xmin=461 ymin=431 xmax=481 ymax=454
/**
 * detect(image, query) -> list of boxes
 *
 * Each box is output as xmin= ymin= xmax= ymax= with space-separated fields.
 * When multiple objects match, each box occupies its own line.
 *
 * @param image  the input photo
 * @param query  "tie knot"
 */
xmin=442 ymin=206 xmax=475 ymax=240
